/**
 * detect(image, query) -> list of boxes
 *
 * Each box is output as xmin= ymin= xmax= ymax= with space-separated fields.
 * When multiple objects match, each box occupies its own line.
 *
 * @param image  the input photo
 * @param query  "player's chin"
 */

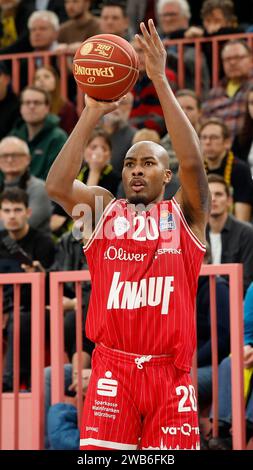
xmin=126 ymin=191 xmax=150 ymax=206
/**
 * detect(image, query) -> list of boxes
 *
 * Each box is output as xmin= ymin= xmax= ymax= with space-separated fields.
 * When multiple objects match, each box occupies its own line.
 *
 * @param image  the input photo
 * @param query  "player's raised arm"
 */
xmin=135 ymin=20 xmax=211 ymax=242
xmin=45 ymin=97 xmax=117 ymax=217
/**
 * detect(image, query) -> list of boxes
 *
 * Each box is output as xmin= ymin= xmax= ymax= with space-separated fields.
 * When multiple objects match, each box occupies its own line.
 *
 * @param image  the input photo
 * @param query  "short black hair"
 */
xmin=0 ymin=188 xmax=29 ymax=208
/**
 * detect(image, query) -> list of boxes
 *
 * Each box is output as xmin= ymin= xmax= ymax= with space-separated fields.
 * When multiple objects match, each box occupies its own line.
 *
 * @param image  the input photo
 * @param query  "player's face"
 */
xmin=122 ymin=142 xmax=171 ymax=205
xmin=209 ymin=182 xmax=231 ymax=217
xmin=0 ymin=201 xmax=29 ymax=232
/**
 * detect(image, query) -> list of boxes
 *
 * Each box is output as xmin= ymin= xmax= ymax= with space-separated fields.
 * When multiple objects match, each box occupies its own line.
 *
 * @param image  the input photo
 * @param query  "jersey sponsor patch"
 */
xmin=107 ymin=272 xmax=174 ymax=315
xmin=113 ymin=216 xmax=130 ymax=236
xmin=159 ymin=211 xmax=176 ymax=231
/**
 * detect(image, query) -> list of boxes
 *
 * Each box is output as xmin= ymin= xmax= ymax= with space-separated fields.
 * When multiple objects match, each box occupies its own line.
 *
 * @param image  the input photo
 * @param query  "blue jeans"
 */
xmin=44 ymin=364 xmax=72 ymax=449
xmin=197 ymin=365 xmax=213 ymax=407
xmin=210 ymin=356 xmax=253 ymax=426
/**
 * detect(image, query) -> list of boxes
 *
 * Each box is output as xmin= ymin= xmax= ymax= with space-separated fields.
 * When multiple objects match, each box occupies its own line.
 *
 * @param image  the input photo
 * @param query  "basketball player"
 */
xmin=46 ymin=20 xmax=210 ymax=450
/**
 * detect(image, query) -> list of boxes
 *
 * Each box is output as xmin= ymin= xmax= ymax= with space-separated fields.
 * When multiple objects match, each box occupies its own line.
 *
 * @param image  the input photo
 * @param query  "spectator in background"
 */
xmin=132 ymin=128 xmax=160 ymax=145
xmin=102 ymin=92 xmax=136 ymax=174
xmin=202 ymin=40 xmax=253 ymax=141
xmin=185 ymin=0 xmax=243 ymax=38
xmin=130 ymin=35 xmax=177 ymax=136
xmin=57 ymin=0 xmax=100 ymax=54
xmin=197 ymin=242 xmax=230 ymax=409
xmin=126 ymin=0 xmax=157 ymax=35
xmin=199 ymin=118 xmax=253 ymax=222
xmin=206 ymin=174 xmax=253 ymax=294
xmin=0 ymin=1 xmax=66 ymax=57
xmin=207 ymin=281 xmax=253 ymax=450
xmin=233 ymin=85 xmax=253 ymax=175
xmin=0 ymin=61 xmax=20 ymax=140
xmin=100 ymin=1 xmax=130 ymax=40
xmin=50 ymin=129 xmax=121 ymax=238
xmin=156 ymin=0 xmax=210 ymax=96
xmin=0 ymin=188 xmax=55 ymax=391
xmin=79 ymin=128 xmax=121 ymax=196
xmin=28 ymin=10 xmax=59 ymax=55
xmin=33 ymin=66 xmax=78 ymax=134
xmin=0 ymin=0 xmax=32 ymax=49
xmin=0 ymin=9 xmax=61 ymax=88
xmin=161 ymin=88 xmax=202 ymax=172
xmin=0 ymin=137 xmax=52 ymax=232
xmin=26 ymin=0 xmax=67 ymax=23
xmin=9 ymin=86 xmax=67 ymax=180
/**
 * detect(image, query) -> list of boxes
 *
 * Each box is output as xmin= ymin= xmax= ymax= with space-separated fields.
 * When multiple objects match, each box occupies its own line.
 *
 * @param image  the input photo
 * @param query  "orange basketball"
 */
xmin=73 ymin=34 xmax=139 ymax=101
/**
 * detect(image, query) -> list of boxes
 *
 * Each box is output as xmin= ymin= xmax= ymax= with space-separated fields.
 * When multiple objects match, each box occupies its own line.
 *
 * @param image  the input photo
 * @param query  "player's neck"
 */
xmin=209 ymin=212 xmax=228 ymax=233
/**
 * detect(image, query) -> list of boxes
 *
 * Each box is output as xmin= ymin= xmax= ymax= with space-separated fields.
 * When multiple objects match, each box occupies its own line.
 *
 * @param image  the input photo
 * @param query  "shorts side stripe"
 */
xmin=80 ymin=438 xmax=137 ymax=450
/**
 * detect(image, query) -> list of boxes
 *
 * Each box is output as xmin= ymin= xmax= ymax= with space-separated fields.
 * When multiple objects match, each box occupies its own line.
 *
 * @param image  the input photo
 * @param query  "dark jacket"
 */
xmin=207 ymin=214 xmax=253 ymax=293
xmin=9 ymin=114 xmax=67 ymax=180
xmin=197 ymin=276 xmax=230 ymax=367
xmin=0 ymin=87 xmax=20 ymax=139
xmin=0 ymin=227 xmax=55 ymax=312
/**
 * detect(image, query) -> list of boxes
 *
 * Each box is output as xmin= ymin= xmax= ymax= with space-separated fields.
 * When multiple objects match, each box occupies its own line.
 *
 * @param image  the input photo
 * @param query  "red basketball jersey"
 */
xmin=83 ymin=197 xmax=205 ymax=372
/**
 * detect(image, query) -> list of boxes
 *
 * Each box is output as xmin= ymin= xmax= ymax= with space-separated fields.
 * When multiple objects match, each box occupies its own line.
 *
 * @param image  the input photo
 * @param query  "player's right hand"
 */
xmin=85 ymin=94 xmax=121 ymax=116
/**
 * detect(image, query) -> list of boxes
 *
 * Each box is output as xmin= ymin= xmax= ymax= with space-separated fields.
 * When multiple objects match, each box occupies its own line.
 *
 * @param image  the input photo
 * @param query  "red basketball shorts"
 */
xmin=80 ymin=344 xmax=200 ymax=450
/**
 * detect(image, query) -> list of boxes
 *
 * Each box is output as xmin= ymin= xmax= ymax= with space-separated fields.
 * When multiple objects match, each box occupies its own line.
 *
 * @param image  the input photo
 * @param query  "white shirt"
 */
xmin=209 ymin=232 xmax=222 ymax=264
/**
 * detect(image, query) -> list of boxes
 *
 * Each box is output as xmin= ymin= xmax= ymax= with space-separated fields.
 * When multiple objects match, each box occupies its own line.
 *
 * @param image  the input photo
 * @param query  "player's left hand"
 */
xmin=135 ymin=19 xmax=167 ymax=81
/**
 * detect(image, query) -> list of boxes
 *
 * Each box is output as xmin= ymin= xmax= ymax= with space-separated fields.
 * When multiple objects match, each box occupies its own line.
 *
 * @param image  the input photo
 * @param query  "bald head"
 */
xmin=125 ymin=141 xmax=170 ymax=169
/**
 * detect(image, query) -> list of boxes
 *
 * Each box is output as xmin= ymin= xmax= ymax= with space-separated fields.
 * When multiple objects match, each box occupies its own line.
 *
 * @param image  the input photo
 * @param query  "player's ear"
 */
xmin=164 ymin=169 xmax=172 ymax=184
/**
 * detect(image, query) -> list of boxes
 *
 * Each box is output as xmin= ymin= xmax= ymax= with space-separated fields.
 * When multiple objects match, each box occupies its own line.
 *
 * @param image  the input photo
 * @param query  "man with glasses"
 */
xmin=203 ymin=40 xmax=253 ymax=140
xmin=0 ymin=136 xmax=52 ymax=232
xmin=156 ymin=0 xmax=210 ymax=95
xmin=9 ymin=86 xmax=67 ymax=180
xmin=199 ymin=117 xmax=253 ymax=222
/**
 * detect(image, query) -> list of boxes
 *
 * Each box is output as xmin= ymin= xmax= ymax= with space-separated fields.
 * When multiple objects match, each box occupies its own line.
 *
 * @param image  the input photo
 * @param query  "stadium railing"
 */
xmin=0 ymin=272 xmax=45 ymax=450
xmin=0 ymin=265 xmax=246 ymax=449
xmin=0 ymin=32 xmax=252 ymax=112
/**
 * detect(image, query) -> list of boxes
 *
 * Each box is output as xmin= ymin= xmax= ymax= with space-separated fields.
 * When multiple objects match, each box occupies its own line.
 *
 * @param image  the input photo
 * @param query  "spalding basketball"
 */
xmin=73 ymin=34 xmax=139 ymax=101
